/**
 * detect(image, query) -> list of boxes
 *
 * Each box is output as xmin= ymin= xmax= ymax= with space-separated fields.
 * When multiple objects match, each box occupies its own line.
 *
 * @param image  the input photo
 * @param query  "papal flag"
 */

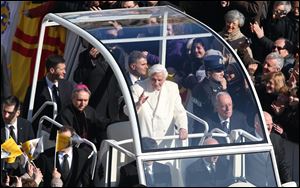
xmin=10 ymin=1 xmax=66 ymax=102
xmin=22 ymin=137 xmax=44 ymax=161
xmin=1 ymin=137 xmax=23 ymax=163
xmin=55 ymin=132 xmax=84 ymax=152
xmin=55 ymin=131 xmax=71 ymax=152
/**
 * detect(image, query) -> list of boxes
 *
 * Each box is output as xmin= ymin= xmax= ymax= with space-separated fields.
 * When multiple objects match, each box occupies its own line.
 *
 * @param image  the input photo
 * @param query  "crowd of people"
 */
xmin=1 ymin=1 xmax=299 ymax=187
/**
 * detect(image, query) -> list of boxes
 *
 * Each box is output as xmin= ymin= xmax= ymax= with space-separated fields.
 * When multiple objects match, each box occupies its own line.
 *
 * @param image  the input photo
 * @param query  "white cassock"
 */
xmin=127 ymin=78 xmax=188 ymax=148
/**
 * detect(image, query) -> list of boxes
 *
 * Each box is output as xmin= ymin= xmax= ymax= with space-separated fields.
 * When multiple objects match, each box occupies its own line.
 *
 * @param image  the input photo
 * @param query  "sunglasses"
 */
xmin=272 ymin=46 xmax=285 ymax=51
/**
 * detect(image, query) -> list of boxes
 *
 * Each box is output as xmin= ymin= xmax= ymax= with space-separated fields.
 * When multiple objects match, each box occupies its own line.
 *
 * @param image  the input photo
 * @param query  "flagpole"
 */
xmin=54 ymin=130 xmax=58 ymax=169
xmin=31 ymin=160 xmax=44 ymax=182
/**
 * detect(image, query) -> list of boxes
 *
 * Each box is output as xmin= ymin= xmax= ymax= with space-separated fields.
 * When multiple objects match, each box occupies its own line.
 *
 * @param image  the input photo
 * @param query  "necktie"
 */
xmin=145 ymin=165 xmax=154 ymax=186
xmin=52 ymin=85 xmax=61 ymax=112
xmin=61 ymin=154 xmax=70 ymax=180
xmin=222 ymin=120 xmax=230 ymax=134
xmin=9 ymin=126 xmax=16 ymax=142
xmin=209 ymin=163 xmax=216 ymax=174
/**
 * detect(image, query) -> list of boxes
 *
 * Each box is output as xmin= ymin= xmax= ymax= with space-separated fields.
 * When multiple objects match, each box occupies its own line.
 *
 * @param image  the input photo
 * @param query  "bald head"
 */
xmin=263 ymin=111 xmax=273 ymax=134
xmin=203 ymin=137 xmax=219 ymax=164
xmin=204 ymin=137 xmax=219 ymax=145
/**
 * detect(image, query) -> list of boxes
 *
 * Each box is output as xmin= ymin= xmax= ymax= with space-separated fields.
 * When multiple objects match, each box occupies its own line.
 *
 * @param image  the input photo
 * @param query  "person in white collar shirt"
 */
xmin=35 ymin=126 xmax=92 ymax=187
xmin=203 ymin=91 xmax=250 ymax=144
xmin=126 ymin=51 xmax=149 ymax=86
xmin=1 ymin=95 xmax=34 ymax=176
xmin=22 ymin=54 xmax=74 ymax=135
xmin=1 ymin=96 xmax=34 ymax=145
xmin=124 ymin=64 xmax=188 ymax=148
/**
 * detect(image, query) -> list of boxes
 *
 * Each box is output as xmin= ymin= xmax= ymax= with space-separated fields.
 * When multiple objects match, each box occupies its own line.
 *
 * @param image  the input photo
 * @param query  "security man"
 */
xmin=191 ymin=50 xmax=227 ymax=143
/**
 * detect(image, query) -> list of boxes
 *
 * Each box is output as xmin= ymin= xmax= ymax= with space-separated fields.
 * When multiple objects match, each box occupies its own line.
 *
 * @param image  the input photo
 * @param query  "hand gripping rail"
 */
xmin=150 ymin=111 xmax=210 ymax=146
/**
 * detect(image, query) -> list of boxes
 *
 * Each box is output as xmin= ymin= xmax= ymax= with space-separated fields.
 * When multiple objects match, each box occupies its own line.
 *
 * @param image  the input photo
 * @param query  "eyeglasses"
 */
xmin=272 ymin=46 xmax=285 ymax=51
xmin=274 ymin=9 xmax=288 ymax=17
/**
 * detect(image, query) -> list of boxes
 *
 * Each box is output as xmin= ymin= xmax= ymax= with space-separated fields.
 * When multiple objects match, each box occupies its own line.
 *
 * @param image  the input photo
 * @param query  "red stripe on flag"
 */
xmin=15 ymin=28 xmax=65 ymax=50
xmin=12 ymin=42 xmax=36 ymax=57
xmin=14 ymin=27 xmax=39 ymax=44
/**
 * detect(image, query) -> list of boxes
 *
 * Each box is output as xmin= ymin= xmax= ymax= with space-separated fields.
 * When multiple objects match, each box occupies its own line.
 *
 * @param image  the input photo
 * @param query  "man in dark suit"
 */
xmin=192 ymin=91 xmax=249 ymax=145
xmin=23 ymin=54 xmax=74 ymax=135
xmin=1 ymin=96 xmax=35 ymax=176
xmin=185 ymin=137 xmax=232 ymax=187
xmin=55 ymin=84 xmax=109 ymax=148
xmin=125 ymin=51 xmax=149 ymax=86
xmin=35 ymin=126 xmax=92 ymax=187
xmin=119 ymin=137 xmax=172 ymax=187
xmin=1 ymin=96 xmax=35 ymax=144
xmin=207 ymin=91 xmax=250 ymax=135
xmin=247 ymin=111 xmax=292 ymax=186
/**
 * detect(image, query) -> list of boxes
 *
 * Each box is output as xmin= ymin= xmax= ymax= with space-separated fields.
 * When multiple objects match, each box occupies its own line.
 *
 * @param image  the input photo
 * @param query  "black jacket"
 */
xmin=35 ymin=147 xmax=92 ymax=187
xmin=119 ymin=161 xmax=172 ymax=187
xmin=22 ymin=77 xmax=74 ymax=134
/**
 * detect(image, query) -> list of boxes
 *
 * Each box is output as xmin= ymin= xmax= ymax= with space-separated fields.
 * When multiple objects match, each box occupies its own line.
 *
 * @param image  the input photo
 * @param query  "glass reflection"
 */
xmin=143 ymin=151 xmax=277 ymax=187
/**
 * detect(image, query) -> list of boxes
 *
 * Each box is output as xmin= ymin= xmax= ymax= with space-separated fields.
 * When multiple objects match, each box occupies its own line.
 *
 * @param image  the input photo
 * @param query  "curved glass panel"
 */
xmin=143 ymin=151 xmax=277 ymax=187
xmin=57 ymin=6 xmax=267 ymax=151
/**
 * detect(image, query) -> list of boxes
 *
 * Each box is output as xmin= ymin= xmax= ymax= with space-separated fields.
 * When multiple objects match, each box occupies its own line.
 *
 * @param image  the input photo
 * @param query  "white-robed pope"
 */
xmin=124 ymin=64 xmax=188 ymax=148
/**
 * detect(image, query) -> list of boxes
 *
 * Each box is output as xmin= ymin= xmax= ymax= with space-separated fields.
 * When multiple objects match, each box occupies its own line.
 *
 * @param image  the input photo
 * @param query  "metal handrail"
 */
xmin=82 ymin=138 xmax=98 ymax=180
xmin=31 ymin=101 xmax=57 ymax=122
xmin=37 ymin=115 xmax=63 ymax=138
xmin=37 ymin=116 xmax=97 ymax=179
xmin=186 ymin=111 xmax=209 ymax=133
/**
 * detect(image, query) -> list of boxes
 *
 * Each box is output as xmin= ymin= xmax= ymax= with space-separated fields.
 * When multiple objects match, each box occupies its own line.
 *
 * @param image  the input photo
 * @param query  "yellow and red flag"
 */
xmin=10 ymin=1 xmax=66 ymax=102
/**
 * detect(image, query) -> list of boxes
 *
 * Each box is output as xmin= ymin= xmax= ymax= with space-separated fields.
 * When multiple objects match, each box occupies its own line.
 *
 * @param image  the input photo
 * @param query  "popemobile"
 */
xmin=26 ymin=5 xmax=297 ymax=187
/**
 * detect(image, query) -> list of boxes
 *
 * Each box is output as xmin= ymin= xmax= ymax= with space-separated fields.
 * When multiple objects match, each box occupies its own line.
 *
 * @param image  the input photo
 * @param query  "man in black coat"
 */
xmin=192 ymin=91 xmax=250 ymax=146
xmin=1 ymin=96 xmax=35 ymax=176
xmin=185 ymin=138 xmax=233 ymax=187
xmin=55 ymin=84 xmax=109 ymax=148
xmin=1 ymin=96 xmax=35 ymax=144
xmin=35 ymin=126 xmax=92 ymax=187
xmin=119 ymin=137 xmax=172 ymax=187
xmin=119 ymin=160 xmax=172 ymax=187
xmin=23 ymin=54 xmax=74 ymax=135
xmin=207 ymin=91 xmax=250 ymax=133
xmin=250 ymin=111 xmax=292 ymax=185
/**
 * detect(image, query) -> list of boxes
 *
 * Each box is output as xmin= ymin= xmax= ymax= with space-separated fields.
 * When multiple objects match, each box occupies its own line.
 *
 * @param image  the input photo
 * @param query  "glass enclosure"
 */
xmin=56 ymin=6 xmax=267 ymax=150
xmin=143 ymin=152 xmax=277 ymax=187
xmin=35 ymin=6 xmax=281 ymax=187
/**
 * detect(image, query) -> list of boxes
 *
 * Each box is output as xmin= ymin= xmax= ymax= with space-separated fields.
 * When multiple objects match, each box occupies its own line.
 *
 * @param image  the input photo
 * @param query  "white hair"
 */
xmin=215 ymin=91 xmax=232 ymax=107
xmin=148 ymin=64 xmax=168 ymax=78
xmin=224 ymin=9 xmax=245 ymax=27
xmin=265 ymin=52 xmax=284 ymax=70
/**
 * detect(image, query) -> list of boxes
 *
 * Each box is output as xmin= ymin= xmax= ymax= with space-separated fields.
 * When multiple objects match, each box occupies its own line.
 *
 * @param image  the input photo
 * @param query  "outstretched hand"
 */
xmin=136 ymin=91 xmax=148 ymax=111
